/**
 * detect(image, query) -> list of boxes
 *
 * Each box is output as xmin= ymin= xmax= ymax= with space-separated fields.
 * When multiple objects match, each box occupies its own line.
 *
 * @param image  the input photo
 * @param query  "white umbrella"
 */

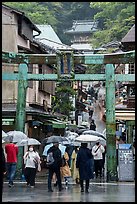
xmin=61 ymin=139 xmax=70 ymax=146
xmin=4 ymin=130 xmax=28 ymax=143
xmin=66 ymin=132 xmax=79 ymax=143
xmin=69 ymin=141 xmax=81 ymax=146
xmin=16 ymin=138 xmax=41 ymax=146
xmin=96 ymin=137 xmax=106 ymax=146
xmin=75 ymin=134 xmax=100 ymax=143
xmin=82 ymin=130 xmax=106 ymax=140
xmin=2 ymin=130 xmax=8 ymax=137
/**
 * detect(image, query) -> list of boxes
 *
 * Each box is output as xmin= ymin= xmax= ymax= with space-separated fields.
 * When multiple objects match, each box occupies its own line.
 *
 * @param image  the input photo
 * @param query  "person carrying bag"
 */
xmin=23 ymin=145 xmax=41 ymax=188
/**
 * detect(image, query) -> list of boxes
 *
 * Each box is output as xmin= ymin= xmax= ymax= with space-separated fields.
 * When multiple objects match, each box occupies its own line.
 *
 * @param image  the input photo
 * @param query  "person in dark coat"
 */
xmin=47 ymin=142 xmax=62 ymax=192
xmin=76 ymin=143 xmax=94 ymax=193
xmin=90 ymin=119 xmax=96 ymax=131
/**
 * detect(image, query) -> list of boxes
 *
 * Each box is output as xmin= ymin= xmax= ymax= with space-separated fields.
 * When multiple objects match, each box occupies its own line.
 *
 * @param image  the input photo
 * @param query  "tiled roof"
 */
xmin=101 ymin=41 xmax=121 ymax=48
xmin=65 ymin=20 xmax=98 ymax=34
xmin=71 ymin=43 xmax=93 ymax=51
xmin=121 ymin=24 xmax=135 ymax=43
xmin=34 ymin=25 xmax=62 ymax=43
xmin=33 ymin=25 xmax=74 ymax=52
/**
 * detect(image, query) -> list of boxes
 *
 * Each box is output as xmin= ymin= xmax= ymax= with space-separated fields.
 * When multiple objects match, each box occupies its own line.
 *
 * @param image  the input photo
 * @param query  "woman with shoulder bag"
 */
xmin=23 ymin=145 xmax=41 ymax=188
xmin=60 ymin=148 xmax=71 ymax=188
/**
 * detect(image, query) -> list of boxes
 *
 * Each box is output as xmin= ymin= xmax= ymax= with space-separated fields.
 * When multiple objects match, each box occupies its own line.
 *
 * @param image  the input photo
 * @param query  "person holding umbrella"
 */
xmin=92 ymin=141 xmax=105 ymax=178
xmin=76 ymin=143 xmax=94 ymax=193
xmin=23 ymin=145 xmax=41 ymax=188
xmin=47 ymin=142 xmax=62 ymax=192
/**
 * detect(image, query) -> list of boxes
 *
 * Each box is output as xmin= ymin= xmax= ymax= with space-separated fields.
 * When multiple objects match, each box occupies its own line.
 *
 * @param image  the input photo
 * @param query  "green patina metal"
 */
xmin=2 ymin=50 xmax=135 ymax=181
xmin=103 ymin=51 xmax=135 ymax=64
xmin=2 ymin=52 xmax=56 ymax=64
xmin=75 ymin=74 xmax=106 ymax=81
xmin=2 ymin=50 xmax=135 ymax=64
xmin=115 ymin=74 xmax=135 ymax=82
xmin=15 ymin=63 xmax=28 ymax=131
xmin=15 ymin=63 xmax=28 ymax=178
xmin=127 ymin=121 xmax=135 ymax=144
xmin=105 ymin=64 xmax=117 ymax=181
xmin=2 ymin=73 xmax=135 ymax=82
xmin=74 ymin=50 xmax=135 ymax=64
xmin=56 ymin=51 xmax=75 ymax=79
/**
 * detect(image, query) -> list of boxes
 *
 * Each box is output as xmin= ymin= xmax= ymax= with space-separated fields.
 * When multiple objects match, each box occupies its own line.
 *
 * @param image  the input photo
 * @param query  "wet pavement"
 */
xmin=2 ymin=179 xmax=135 ymax=202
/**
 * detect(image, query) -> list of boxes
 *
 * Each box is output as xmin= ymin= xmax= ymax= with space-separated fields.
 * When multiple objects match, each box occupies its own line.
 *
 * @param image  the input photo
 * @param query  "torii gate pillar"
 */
xmin=106 ymin=64 xmax=117 ymax=181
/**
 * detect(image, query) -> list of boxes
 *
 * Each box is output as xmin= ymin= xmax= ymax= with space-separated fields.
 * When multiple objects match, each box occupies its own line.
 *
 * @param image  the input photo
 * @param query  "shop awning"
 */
xmin=115 ymin=110 xmax=135 ymax=120
xmin=104 ymin=110 xmax=135 ymax=121
xmin=2 ymin=118 xmax=15 ymax=125
xmin=44 ymin=119 xmax=66 ymax=129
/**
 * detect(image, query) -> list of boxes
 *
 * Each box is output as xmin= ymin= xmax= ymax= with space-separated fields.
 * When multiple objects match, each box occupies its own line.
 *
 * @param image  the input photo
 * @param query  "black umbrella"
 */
xmin=42 ymin=135 xmax=69 ymax=144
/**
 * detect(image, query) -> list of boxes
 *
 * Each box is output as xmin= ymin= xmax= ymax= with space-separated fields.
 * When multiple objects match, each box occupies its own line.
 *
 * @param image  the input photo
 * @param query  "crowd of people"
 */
xmin=2 ymin=138 xmax=106 ymax=194
xmin=2 ymin=86 xmax=106 ymax=194
xmin=43 ymin=141 xmax=105 ymax=193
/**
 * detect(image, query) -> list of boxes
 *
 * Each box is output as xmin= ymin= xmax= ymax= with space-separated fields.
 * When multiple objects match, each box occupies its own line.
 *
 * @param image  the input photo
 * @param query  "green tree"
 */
xmin=85 ymin=64 xmax=103 ymax=74
xmin=3 ymin=2 xmax=96 ymax=44
xmin=52 ymin=82 xmax=76 ymax=119
xmin=3 ymin=2 xmax=61 ymax=28
xmin=56 ymin=2 xmax=96 ymax=44
xmin=90 ymin=2 xmax=135 ymax=48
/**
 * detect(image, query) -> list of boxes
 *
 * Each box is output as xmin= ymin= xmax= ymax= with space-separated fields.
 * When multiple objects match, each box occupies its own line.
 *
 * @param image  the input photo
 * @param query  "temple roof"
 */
xmin=65 ymin=20 xmax=98 ymax=34
xmin=121 ymin=24 xmax=135 ymax=43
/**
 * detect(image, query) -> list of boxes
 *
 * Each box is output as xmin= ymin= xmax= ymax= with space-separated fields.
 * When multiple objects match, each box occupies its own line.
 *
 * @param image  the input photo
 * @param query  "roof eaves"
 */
xmin=121 ymin=24 xmax=135 ymax=43
xmin=2 ymin=3 xmax=24 ymax=15
xmin=2 ymin=4 xmax=41 ymax=34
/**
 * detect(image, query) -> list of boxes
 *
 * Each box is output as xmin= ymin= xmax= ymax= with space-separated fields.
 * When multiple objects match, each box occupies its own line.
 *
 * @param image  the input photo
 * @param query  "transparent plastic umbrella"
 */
xmin=82 ymin=130 xmax=106 ymax=140
xmin=3 ymin=130 xmax=28 ymax=143
xmin=42 ymin=143 xmax=66 ymax=156
xmin=42 ymin=135 xmax=68 ymax=144
xmin=75 ymin=134 xmax=100 ymax=143
xmin=69 ymin=141 xmax=81 ymax=146
xmin=2 ymin=130 xmax=8 ymax=138
xmin=16 ymin=138 xmax=41 ymax=146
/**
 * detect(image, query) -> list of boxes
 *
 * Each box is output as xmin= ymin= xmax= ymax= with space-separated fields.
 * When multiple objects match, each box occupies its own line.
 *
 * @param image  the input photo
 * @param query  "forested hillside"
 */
xmin=3 ymin=2 xmax=135 ymax=47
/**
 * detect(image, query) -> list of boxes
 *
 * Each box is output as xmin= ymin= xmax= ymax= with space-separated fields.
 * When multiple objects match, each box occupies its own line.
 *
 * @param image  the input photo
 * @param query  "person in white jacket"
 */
xmin=92 ymin=141 xmax=105 ymax=178
xmin=23 ymin=145 xmax=41 ymax=188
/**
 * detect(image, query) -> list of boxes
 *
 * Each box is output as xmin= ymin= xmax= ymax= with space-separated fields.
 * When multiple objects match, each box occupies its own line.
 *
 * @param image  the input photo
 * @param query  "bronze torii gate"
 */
xmin=2 ymin=50 xmax=135 ymax=182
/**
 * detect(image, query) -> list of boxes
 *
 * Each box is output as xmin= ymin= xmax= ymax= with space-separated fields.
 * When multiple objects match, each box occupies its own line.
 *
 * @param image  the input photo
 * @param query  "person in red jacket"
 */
xmin=5 ymin=141 xmax=18 ymax=187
